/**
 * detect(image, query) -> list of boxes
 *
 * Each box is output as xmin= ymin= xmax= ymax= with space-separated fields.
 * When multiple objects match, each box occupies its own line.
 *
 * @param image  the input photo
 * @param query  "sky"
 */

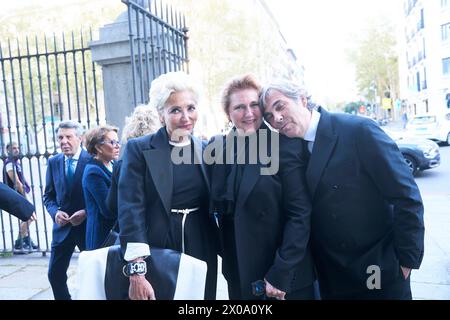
xmin=265 ymin=0 xmax=402 ymax=105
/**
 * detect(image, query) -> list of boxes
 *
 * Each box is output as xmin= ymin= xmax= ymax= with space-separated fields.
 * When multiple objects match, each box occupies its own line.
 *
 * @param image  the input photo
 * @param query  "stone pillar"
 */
xmin=89 ymin=1 xmax=156 ymax=132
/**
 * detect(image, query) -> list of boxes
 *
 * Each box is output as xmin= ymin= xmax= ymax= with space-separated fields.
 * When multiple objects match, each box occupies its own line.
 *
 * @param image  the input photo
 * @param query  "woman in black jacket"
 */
xmin=118 ymin=71 xmax=218 ymax=300
xmin=209 ymin=74 xmax=316 ymax=300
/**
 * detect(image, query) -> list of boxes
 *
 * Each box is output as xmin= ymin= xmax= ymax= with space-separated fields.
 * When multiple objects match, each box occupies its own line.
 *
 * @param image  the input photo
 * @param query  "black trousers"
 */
xmin=285 ymin=282 xmax=317 ymax=300
xmin=228 ymin=281 xmax=318 ymax=300
xmin=48 ymin=228 xmax=85 ymax=300
xmin=321 ymin=276 xmax=412 ymax=300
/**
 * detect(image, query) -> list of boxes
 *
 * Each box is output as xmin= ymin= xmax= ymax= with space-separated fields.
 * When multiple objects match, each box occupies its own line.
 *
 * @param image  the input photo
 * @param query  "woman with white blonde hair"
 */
xmin=118 ymin=71 xmax=218 ymax=300
xmin=121 ymin=104 xmax=161 ymax=143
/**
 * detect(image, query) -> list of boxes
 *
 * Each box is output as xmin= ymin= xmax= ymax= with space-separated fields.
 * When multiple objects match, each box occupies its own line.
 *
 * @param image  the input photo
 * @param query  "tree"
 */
xmin=346 ymin=15 xmax=399 ymax=119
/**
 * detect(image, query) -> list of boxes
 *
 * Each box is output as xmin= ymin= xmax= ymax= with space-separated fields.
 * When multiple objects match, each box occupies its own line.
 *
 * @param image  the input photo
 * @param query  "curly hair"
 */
xmin=221 ymin=74 xmax=262 ymax=118
xmin=121 ymin=104 xmax=161 ymax=143
xmin=84 ymin=125 xmax=118 ymax=156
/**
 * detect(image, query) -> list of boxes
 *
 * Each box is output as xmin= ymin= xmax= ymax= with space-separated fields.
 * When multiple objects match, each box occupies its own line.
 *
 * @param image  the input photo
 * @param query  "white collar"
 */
xmin=303 ymin=109 xmax=321 ymax=143
xmin=169 ymin=139 xmax=191 ymax=147
xmin=64 ymin=145 xmax=82 ymax=162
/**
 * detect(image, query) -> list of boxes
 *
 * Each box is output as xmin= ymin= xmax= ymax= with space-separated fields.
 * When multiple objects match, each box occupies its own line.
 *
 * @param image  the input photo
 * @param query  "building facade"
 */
xmin=400 ymin=0 xmax=450 ymax=115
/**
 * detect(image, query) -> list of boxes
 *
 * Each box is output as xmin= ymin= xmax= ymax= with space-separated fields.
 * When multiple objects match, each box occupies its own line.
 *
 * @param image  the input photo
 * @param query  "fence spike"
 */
xmin=26 ymin=36 xmax=30 ymax=55
xmin=71 ymin=31 xmax=76 ymax=50
xmin=16 ymin=38 xmax=21 ymax=56
xmin=53 ymin=33 xmax=58 ymax=53
xmin=62 ymin=32 xmax=66 ymax=51
xmin=80 ymin=29 xmax=84 ymax=47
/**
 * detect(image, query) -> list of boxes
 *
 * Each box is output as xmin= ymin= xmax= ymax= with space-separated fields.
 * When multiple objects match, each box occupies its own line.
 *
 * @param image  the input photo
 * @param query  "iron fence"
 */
xmin=123 ymin=0 xmax=189 ymax=106
xmin=0 ymin=31 xmax=103 ymax=254
xmin=0 ymin=0 xmax=188 ymax=254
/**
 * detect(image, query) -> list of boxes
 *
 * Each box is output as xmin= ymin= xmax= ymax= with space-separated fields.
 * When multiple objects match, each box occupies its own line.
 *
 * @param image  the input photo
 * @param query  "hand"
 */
xmin=55 ymin=211 xmax=70 ymax=226
xmin=28 ymin=212 xmax=37 ymax=223
xmin=70 ymin=210 xmax=86 ymax=226
xmin=400 ymin=266 xmax=411 ymax=279
xmin=264 ymin=279 xmax=286 ymax=300
xmin=129 ymin=275 xmax=155 ymax=300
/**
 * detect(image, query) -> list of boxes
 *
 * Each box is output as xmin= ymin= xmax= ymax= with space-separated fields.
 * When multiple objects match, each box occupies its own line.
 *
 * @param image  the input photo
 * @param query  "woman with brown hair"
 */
xmin=209 ymin=74 xmax=316 ymax=300
xmin=82 ymin=125 xmax=121 ymax=250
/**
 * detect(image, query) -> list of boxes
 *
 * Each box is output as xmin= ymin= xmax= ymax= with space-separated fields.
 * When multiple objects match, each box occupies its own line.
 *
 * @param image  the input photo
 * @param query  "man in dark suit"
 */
xmin=43 ymin=120 xmax=91 ymax=300
xmin=261 ymin=80 xmax=424 ymax=299
xmin=0 ymin=182 xmax=36 ymax=222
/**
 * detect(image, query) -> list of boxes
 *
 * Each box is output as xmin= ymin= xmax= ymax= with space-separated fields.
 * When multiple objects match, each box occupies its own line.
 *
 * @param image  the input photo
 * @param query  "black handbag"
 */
xmin=104 ymin=245 xmax=181 ymax=300
xmin=77 ymin=244 xmax=208 ymax=300
xmin=100 ymin=222 xmax=120 ymax=248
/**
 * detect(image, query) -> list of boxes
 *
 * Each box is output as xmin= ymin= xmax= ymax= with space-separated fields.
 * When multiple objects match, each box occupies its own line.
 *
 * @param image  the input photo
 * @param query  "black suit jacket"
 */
xmin=0 ymin=182 xmax=34 ymax=221
xmin=209 ymin=126 xmax=315 ymax=299
xmin=307 ymin=108 xmax=424 ymax=295
xmin=118 ymin=128 xmax=215 ymax=247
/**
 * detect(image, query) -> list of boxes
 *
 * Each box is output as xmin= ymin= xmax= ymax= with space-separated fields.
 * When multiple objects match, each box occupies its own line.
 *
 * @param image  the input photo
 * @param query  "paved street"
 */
xmin=410 ymin=144 xmax=450 ymax=299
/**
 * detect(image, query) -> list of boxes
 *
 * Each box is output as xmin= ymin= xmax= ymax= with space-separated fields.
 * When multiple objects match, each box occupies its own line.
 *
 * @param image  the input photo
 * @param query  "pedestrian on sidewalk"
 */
xmin=2 ymin=142 xmax=38 ymax=251
xmin=402 ymin=111 xmax=408 ymax=129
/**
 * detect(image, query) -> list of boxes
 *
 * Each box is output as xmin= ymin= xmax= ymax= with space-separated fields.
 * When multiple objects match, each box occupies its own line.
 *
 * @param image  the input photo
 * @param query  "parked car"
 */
xmin=383 ymin=128 xmax=440 ymax=176
xmin=396 ymin=137 xmax=440 ymax=176
xmin=405 ymin=112 xmax=450 ymax=145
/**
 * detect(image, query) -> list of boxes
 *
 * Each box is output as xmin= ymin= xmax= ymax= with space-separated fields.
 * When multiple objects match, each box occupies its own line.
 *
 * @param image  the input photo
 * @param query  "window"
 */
xmin=420 ymin=9 xmax=424 ymax=29
xmin=443 ymin=57 xmax=450 ymax=76
xmin=442 ymin=23 xmax=450 ymax=41
xmin=442 ymin=0 xmax=449 ymax=9
xmin=416 ymin=71 xmax=421 ymax=91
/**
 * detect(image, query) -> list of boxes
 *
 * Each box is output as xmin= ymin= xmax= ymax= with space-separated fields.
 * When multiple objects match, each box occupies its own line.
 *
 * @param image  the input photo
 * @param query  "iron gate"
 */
xmin=0 ymin=31 xmax=103 ymax=254
xmin=123 ymin=0 xmax=189 ymax=106
xmin=0 ymin=0 xmax=188 ymax=254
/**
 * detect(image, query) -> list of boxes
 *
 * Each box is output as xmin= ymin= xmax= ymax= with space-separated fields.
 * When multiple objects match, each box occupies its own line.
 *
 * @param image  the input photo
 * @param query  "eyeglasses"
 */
xmin=101 ymin=139 xmax=120 ymax=147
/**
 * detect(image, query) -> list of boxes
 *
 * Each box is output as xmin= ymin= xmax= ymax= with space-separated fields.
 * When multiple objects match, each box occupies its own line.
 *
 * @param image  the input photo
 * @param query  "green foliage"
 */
xmin=0 ymin=1 xmax=120 ymax=149
xmin=344 ymin=101 xmax=365 ymax=114
xmin=346 ymin=15 xmax=399 ymax=107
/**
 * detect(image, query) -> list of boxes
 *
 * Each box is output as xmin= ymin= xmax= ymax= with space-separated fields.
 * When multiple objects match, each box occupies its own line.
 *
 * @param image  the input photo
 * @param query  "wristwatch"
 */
xmin=123 ymin=261 xmax=147 ymax=277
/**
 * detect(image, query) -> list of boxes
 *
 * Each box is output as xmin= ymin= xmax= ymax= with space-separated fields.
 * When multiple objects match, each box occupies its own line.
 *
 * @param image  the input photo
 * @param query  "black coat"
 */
xmin=0 ymin=182 xmax=34 ymax=221
xmin=306 ymin=108 xmax=424 ymax=296
xmin=118 ymin=127 xmax=218 ymax=299
xmin=209 ymin=127 xmax=315 ymax=299
xmin=105 ymin=159 xmax=121 ymax=228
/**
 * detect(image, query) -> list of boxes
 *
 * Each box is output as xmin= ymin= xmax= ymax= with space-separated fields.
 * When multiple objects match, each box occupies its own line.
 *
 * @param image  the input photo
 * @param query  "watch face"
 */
xmin=131 ymin=262 xmax=146 ymax=274
xmin=126 ymin=261 xmax=147 ymax=276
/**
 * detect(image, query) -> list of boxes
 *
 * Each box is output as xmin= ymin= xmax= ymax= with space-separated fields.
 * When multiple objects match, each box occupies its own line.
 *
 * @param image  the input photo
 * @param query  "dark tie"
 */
xmin=66 ymin=158 xmax=75 ymax=190
xmin=302 ymin=139 xmax=311 ymax=165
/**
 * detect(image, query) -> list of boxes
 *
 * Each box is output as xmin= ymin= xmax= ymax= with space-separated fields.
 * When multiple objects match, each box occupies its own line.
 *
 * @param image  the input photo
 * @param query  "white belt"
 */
xmin=171 ymin=207 xmax=200 ymax=253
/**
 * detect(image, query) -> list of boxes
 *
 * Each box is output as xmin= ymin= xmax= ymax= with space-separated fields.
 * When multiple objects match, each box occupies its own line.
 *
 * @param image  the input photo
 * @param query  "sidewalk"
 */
xmin=1 ymin=229 xmax=449 ymax=300
xmin=0 ymin=252 xmax=79 ymax=300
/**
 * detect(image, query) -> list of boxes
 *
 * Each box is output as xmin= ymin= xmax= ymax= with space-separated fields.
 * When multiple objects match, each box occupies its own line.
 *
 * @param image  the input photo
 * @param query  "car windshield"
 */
xmin=410 ymin=116 xmax=436 ymax=125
